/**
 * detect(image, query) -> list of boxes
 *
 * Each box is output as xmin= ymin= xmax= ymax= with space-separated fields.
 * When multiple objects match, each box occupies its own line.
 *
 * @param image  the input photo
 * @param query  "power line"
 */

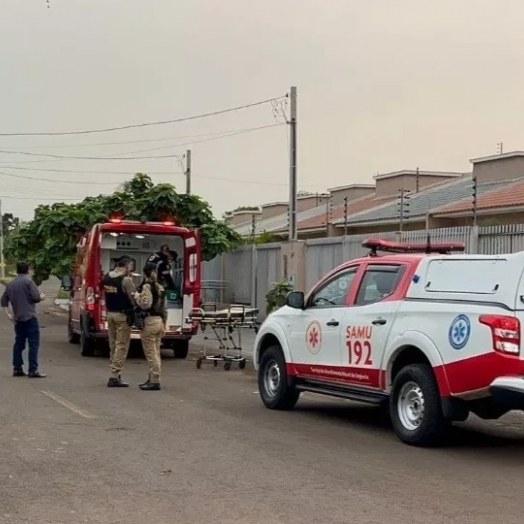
xmin=0 ymin=194 xmax=82 ymax=201
xmin=0 ymin=170 xmax=120 ymax=186
xmin=0 ymin=96 xmax=285 ymax=137
xmin=99 ymin=124 xmax=284 ymax=157
xmin=0 ymin=181 xmax=92 ymax=197
xmin=0 ymin=148 xmax=179 ymax=161
xmin=0 ymin=165 xmax=175 ymax=175
xmin=2 ymin=125 xmax=283 ymax=149
xmin=0 ymin=168 xmax=321 ymax=188
xmin=0 ymin=123 xmax=285 ymax=161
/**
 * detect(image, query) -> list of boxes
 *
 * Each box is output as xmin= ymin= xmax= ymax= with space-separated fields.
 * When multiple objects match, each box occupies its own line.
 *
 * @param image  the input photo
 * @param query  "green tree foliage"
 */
xmin=2 ymin=212 xmax=20 ymax=239
xmin=242 ymin=231 xmax=284 ymax=245
xmin=5 ymin=173 xmax=241 ymax=284
xmin=265 ymin=280 xmax=294 ymax=315
xmin=222 ymin=205 xmax=260 ymax=220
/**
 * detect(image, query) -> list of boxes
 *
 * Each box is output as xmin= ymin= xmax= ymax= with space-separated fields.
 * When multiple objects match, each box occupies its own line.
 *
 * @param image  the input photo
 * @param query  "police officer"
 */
xmin=147 ymin=245 xmax=176 ymax=289
xmin=102 ymin=257 xmax=136 ymax=387
xmin=147 ymin=244 xmax=169 ymax=268
xmin=135 ymin=262 xmax=167 ymax=391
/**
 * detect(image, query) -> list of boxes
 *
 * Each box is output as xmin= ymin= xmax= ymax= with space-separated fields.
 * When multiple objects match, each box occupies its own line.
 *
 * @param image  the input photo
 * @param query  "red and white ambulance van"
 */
xmin=61 ymin=217 xmax=201 ymax=358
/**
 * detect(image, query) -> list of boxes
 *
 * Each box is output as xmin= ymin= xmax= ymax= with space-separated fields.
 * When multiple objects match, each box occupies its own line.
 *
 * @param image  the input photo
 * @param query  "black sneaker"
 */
xmin=13 ymin=370 xmax=26 ymax=377
xmin=139 ymin=383 xmax=161 ymax=391
xmin=107 ymin=377 xmax=129 ymax=388
xmin=28 ymin=372 xmax=46 ymax=378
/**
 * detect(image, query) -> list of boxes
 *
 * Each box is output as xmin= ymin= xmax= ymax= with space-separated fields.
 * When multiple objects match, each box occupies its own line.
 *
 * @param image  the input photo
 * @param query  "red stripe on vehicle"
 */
xmin=437 ymin=351 xmax=524 ymax=395
xmin=288 ymin=351 xmax=524 ymax=397
xmin=288 ymin=363 xmax=381 ymax=389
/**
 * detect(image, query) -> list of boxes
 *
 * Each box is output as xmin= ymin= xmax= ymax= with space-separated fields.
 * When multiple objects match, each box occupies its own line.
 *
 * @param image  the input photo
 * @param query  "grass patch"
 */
xmin=0 ymin=277 xmax=13 ymax=286
xmin=56 ymin=288 xmax=70 ymax=300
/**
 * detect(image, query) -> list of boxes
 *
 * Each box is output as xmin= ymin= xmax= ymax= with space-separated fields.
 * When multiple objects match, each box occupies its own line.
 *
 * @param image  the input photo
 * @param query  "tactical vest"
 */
xmin=102 ymin=273 xmax=132 ymax=312
xmin=139 ymin=281 xmax=163 ymax=317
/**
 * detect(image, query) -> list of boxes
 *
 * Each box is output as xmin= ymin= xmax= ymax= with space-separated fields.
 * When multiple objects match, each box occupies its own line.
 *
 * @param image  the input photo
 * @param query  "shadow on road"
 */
xmin=294 ymin=402 xmax=524 ymax=457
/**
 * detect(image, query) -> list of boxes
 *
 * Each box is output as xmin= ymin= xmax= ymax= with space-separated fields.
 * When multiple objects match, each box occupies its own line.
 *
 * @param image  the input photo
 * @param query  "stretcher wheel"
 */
xmin=224 ymin=362 xmax=231 ymax=371
xmin=214 ymin=360 xmax=218 ymax=367
xmin=239 ymin=360 xmax=246 ymax=370
xmin=196 ymin=359 xmax=202 ymax=369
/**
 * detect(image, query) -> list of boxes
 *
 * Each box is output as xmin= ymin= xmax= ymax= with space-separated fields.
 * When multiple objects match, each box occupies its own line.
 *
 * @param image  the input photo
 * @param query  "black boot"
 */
xmin=13 ymin=369 xmax=26 ymax=377
xmin=139 ymin=382 xmax=161 ymax=391
xmin=139 ymin=378 xmax=150 ymax=387
xmin=107 ymin=377 xmax=129 ymax=388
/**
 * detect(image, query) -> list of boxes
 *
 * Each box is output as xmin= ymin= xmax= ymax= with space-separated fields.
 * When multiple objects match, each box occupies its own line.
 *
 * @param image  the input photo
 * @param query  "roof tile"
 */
xmin=269 ymin=195 xmax=395 ymax=233
xmin=330 ymin=176 xmax=515 ymax=226
xmin=433 ymin=178 xmax=524 ymax=215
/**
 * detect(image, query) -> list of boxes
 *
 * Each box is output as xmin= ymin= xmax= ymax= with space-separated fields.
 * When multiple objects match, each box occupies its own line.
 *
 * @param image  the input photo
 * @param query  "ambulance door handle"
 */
xmin=326 ymin=320 xmax=339 ymax=327
xmin=372 ymin=318 xmax=387 ymax=326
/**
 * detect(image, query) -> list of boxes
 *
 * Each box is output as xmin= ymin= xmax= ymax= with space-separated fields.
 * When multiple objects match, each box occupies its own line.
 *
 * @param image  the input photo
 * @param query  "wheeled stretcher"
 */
xmin=189 ymin=304 xmax=259 ymax=370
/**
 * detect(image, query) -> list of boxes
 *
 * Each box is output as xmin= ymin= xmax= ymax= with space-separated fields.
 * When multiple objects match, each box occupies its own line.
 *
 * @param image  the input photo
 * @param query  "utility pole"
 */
xmin=497 ymin=142 xmax=504 ymax=155
xmin=398 ymin=189 xmax=404 ymax=238
xmin=0 ymin=199 xmax=4 ymax=279
xmin=398 ymin=188 xmax=410 ymax=241
xmin=288 ymin=86 xmax=298 ymax=241
xmin=343 ymin=196 xmax=348 ymax=236
xmin=251 ymin=213 xmax=257 ymax=244
xmin=472 ymin=176 xmax=478 ymax=227
xmin=415 ymin=167 xmax=420 ymax=193
xmin=185 ymin=149 xmax=192 ymax=195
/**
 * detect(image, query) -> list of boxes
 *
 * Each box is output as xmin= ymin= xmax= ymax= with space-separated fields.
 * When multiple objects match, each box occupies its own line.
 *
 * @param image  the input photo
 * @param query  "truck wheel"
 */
xmin=68 ymin=319 xmax=80 ymax=344
xmin=173 ymin=339 xmax=189 ymax=359
xmin=390 ymin=364 xmax=448 ymax=447
xmin=258 ymin=345 xmax=300 ymax=410
xmin=80 ymin=327 xmax=95 ymax=357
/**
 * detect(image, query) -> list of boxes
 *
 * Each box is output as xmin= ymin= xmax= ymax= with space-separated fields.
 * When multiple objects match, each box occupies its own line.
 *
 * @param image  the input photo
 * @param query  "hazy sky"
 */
xmin=1 ymin=0 xmax=524 ymax=220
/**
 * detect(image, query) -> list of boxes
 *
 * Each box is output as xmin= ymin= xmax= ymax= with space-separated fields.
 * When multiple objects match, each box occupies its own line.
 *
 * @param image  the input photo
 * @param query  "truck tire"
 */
xmin=258 ymin=345 xmax=300 ymax=410
xmin=80 ymin=326 xmax=95 ymax=357
xmin=172 ymin=339 xmax=189 ymax=359
xmin=390 ymin=363 xmax=449 ymax=447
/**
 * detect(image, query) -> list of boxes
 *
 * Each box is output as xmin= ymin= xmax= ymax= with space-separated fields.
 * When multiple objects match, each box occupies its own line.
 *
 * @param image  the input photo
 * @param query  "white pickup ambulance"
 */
xmin=253 ymin=238 xmax=524 ymax=447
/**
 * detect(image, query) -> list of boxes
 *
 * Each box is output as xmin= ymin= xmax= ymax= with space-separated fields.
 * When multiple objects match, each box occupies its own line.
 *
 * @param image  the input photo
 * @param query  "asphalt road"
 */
xmin=1 ymin=298 xmax=524 ymax=523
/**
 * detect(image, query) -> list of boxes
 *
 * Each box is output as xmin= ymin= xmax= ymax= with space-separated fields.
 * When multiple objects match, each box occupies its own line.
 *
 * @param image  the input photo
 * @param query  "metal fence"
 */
xmin=255 ymin=243 xmax=281 ymax=315
xmin=202 ymin=224 xmax=524 ymax=319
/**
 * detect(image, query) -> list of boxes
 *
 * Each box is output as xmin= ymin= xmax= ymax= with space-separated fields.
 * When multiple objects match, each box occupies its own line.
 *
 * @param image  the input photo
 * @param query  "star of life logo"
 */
xmin=306 ymin=320 xmax=322 ymax=354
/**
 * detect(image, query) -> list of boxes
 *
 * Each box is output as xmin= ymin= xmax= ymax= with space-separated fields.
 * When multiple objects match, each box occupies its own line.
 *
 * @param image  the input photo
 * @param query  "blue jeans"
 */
xmin=13 ymin=317 xmax=40 ymax=373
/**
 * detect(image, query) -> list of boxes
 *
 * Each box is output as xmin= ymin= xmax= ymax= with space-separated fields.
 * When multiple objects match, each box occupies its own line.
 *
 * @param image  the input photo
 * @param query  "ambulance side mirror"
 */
xmin=60 ymin=275 xmax=73 ymax=292
xmin=286 ymin=291 xmax=305 ymax=310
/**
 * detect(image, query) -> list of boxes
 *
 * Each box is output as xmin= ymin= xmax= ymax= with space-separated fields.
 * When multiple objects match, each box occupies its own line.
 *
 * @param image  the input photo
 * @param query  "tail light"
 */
xmin=100 ymin=298 xmax=107 ymax=321
xmin=86 ymin=287 xmax=96 ymax=312
xmin=479 ymin=315 xmax=520 ymax=355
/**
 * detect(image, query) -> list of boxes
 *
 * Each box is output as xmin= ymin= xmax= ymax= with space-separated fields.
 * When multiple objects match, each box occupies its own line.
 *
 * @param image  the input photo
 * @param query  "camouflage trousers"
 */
xmin=107 ymin=312 xmax=131 ymax=378
xmin=141 ymin=316 xmax=163 ymax=384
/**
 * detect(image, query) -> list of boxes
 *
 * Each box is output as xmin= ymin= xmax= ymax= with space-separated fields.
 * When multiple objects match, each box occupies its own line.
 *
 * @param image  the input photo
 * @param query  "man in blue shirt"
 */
xmin=1 ymin=262 xmax=46 ymax=378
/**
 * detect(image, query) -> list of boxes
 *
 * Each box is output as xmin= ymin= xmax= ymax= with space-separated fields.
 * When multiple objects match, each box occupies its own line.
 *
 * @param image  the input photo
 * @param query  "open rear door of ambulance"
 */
xmin=181 ymin=229 xmax=202 ymax=334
